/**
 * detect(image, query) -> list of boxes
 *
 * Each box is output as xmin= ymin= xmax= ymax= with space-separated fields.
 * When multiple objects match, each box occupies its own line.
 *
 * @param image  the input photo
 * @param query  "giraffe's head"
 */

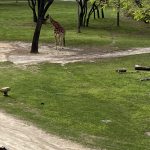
xmin=49 ymin=15 xmax=54 ymax=23
xmin=49 ymin=16 xmax=53 ymax=22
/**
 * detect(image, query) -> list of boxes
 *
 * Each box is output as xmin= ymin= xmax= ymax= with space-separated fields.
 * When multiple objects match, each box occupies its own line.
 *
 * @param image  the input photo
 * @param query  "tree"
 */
xmin=116 ymin=0 xmax=120 ymax=26
xmin=30 ymin=0 xmax=54 ymax=53
xmin=76 ymin=0 xmax=109 ymax=27
xmin=76 ymin=0 xmax=88 ymax=27
xmin=86 ymin=1 xmax=99 ymax=27
xmin=86 ymin=0 xmax=108 ymax=27
xmin=132 ymin=0 xmax=150 ymax=23
xmin=109 ymin=0 xmax=150 ymax=23
xmin=77 ymin=1 xmax=81 ymax=33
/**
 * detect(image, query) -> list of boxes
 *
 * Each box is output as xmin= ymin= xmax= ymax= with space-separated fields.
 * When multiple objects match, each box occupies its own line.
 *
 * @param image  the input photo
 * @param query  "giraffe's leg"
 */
xmin=58 ymin=34 xmax=61 ymax=50
xmin=55 ymin=33 xmax=58 ymax=50
xmin=60 ymin=34 xmax=63 ymax=49
xmin=63 ymin=33 xmax=65 ymax=47
xmin=60 ymin=33 xmax=64 ymax=49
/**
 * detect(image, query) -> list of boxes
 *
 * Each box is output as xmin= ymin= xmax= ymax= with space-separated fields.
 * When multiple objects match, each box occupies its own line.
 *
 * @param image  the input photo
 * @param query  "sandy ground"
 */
xmin=0 ymin=111 xmax=94 ymax=150
xmin=0 ymin=41 xmax=150 ymax=150
xmin=0 ymin=41 xmax=150 ymax=65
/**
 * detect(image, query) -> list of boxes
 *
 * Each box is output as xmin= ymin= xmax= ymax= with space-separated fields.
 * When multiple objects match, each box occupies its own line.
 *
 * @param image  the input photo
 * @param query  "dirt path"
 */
xmin=0 ymin=41 xmax=150 ymax=65
xmin=0 ymin=111 xmax=94 ymax=150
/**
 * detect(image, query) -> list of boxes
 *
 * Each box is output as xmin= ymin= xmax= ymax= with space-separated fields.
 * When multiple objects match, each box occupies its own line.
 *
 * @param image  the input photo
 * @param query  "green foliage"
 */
xmin=132 ymin=3 xmax=150 ymax=22
xmin=89 ymin=0 xmax=108 ymax=6
xmin=89 ymin=0 xmax=95 ymax=4
xmin=109 ymin=0 xmax=150 ymax=23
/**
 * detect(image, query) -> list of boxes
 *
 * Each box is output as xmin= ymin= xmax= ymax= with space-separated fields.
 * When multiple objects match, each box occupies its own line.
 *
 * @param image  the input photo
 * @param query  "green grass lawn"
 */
xmin=0 ymin=54 xmax=150 ymax=150
xmin=0 ymin=1 xmax=150 ymax=149
xmin=0 ymin=1 xmax=150 ymax=50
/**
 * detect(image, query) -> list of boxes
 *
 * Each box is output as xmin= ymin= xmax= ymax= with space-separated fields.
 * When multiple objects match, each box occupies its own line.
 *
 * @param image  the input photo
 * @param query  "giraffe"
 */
xmin=49 ymin=16 xmax=65 ymax=50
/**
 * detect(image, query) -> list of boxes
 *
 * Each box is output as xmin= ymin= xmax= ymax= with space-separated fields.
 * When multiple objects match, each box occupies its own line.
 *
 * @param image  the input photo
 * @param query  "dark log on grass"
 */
xmin=140 ymin=78 xmax=150 ymax=81
xmin=135 ymin=65 xmax=150 ymax=71
xmin=116 ymin=68 xmax=127 ymax=73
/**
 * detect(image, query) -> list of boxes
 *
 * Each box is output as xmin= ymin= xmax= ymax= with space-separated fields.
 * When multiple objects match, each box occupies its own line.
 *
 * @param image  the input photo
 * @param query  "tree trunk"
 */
xmin=86 ymin=7 xmax=93 ymax=27
xmin=83 ymin=3 xmax=87 ymax=26
xmin=77 ymin=2 xmax=81 ymax=33
xmin=80 ymin=9 xmax=84 ymax=26
xmin=117 ymin=11 xmax=120 ymax=26
xmin=101 ymin=8 xmax=104 ymax=18
xmin=96 ymin=6 xmax=100 ymax=18
xmin=33 ymin=9 xmax=37 ymax=22
xmin=31 ymin=19 xmax=43 ymax=53
xmin=93 ymin=8 xmax=96 ymax=19
xmin=117 ymin=0 xmax=120 ymax=27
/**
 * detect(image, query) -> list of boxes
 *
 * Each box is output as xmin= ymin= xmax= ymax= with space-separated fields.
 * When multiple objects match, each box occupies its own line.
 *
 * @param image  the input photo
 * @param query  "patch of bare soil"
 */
xmin=0 ymin=111 xmax=94 ymax=150
xmin=0 ymin=41 xmax=150 ymax=65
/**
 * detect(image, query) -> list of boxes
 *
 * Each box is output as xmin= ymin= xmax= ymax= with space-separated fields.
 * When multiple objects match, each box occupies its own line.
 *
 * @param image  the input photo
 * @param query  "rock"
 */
xmin=0 ymin=87 xmax=11 ymax=96
xmin=101 ymin=120 xmax=112 ymax=123
xmin=145 ymin=132 xmax=150 ymax=136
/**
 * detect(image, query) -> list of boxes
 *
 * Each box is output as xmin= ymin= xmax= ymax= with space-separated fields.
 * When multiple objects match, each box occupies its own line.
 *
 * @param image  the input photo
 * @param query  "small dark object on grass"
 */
xmin=41 ymin=102 xmax=45 ymax=105
xmin=116 ymin=68 xmax=127 ymax=73
xmin=135 ymin=65 xmax=150 ymax=71
xmin=0 ymin=87 xmax=11 ymax=96
xmin=0 ymin=147 xmax=7 ymax=150
xmin=140 ymin=78 xmax=150 ymax=81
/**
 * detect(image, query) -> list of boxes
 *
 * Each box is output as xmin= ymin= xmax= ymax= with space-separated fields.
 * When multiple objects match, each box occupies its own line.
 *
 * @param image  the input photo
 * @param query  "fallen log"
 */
xmin=135 ymin=65 xmax=150 ymax=71
xmin=116 ymin=68 xmax=127 ymax=73
xmin=140 ymin=77 xmax=150 ymax=81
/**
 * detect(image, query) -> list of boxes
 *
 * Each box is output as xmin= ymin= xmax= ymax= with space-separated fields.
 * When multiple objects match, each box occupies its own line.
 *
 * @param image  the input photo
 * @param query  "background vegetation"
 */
xmin=0 ymin=1 xmax=150 ymax=50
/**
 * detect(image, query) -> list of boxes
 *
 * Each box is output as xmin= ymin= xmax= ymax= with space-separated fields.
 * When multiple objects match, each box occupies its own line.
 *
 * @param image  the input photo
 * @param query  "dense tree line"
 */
xmin=76 ymin=0 xmax=149 ymax=28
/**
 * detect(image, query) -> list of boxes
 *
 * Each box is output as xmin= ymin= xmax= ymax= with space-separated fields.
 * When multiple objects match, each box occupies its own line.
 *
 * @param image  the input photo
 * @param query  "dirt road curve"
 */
xmin=0 ymin=42 xmax=150 ymax=65
xmin=0 ymin=111 xmax=93 ymax=150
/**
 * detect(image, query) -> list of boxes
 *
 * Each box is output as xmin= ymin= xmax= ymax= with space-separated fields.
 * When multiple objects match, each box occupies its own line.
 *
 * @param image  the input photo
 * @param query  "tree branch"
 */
xmin=43 ymin=0 xmax=54 ymax=16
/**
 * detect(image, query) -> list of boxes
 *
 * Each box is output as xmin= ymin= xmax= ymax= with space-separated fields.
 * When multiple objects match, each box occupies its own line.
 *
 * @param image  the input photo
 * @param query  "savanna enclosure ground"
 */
xmin=0 ymin=0 xmax=150 ymax=150
xmin=0 ymin=41 xmax=150 ymax=65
